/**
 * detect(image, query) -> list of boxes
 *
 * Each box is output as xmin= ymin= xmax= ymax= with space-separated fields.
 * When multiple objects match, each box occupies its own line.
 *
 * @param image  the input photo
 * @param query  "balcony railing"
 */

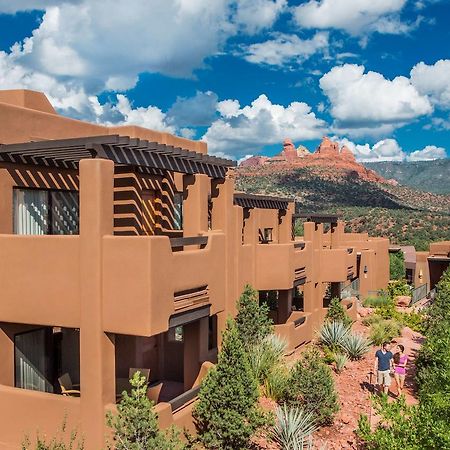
xmin=169 ymin=385 xmax=201 ymax=412
xmin=170 ymin=236 xmax=208 ymax=251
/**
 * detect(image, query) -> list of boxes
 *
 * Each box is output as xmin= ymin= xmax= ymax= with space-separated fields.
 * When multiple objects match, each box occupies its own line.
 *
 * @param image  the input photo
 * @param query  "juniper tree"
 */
xmin=106 ymin=372 xmax=184 ymax=450
xmin=235 ymin=284 xmax=273 ymax=349
xmin=193 ymin=319 xmax=264 ymax=449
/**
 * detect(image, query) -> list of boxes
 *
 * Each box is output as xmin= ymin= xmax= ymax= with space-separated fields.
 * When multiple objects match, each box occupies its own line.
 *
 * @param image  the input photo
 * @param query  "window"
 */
xmin=208 ymin=315 xmax=218 ymax=350
xmin=14 ymin=327 xmax=80 ymax=394
xmin=14 ymin=189 xmax=79 ymax=235
xmin=173 ymin=192 xmax=183 ymax=230
xmin=168 ymin=326 xmax=184 ymax=342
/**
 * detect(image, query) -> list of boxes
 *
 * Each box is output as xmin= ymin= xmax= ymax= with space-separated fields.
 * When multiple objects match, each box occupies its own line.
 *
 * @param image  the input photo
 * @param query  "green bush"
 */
xmin=271 ymin=404 xmax=316 ymax=450
xmin=106 ymin=372 xmax=184 ymax=450
xmin=400 ymin=311 xmax=425 ymax=333
xmin=235 ymin=284 xmax=273 ymax=349
xmin=387 ymin=280 xmax=411 ymax=298
xmin=193 ymin=319 xmax=265 ymax=449
xmin=339 ymin=332 xmax=371 ymax=360
xmin=369 ymin=319 xmax=403 ymax=345
xmin=264 ymin=365 xmax=290 ymax=403
xmin=284 ymin=349 xmax=339 ymax=426
xmin=363 ymin=295 xmax=393 ymax=308
xmin=325 ymin=297 xmax=353 ymax=327
xmin=389 ymin=252 xmax=405 ymax=281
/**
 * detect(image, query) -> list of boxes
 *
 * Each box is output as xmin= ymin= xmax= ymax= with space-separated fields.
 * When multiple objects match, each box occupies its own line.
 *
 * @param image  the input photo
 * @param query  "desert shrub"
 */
xmin=333 ymin=352 xmax=349 ymax=374
xmin=362 ymin=313 xmax=385 ymax=327
xmin=340 ymin=332 xmax=371 ymax=360
xmin=325 ymin=297 xmax=353 ymax=327
xmin=235 ymin=284 xmax=273 ymax=349
xmin=248 ymin=334 xmax=287 ymax=385
xmin=193 ymin=319 xmax=264 ymax=449
xmin=106 ymin=372 xmax=184 ymax=450
xmin=321 ymin=345 xmax=336 ymax=365
xmin=389 ymin=252 xmax=405 ymax=281
xmin=318 ymin=320 xmax=350 ymax=349
xmin=22 ymin=418 xmax=83 ymax=450
xmin=357 ymin=393 xmax=450 ymax=450
xmin=387 ymin=280 xmax=411 ymax=298
xmin=369 ymin=319 xmax=403 ymax=345
xmin=284 ymin=349 xmax=339 ymax=425
xmin=264 ymin=365 xmax=290 ymax=402
xmin=400 ymin=311 xmax=425 ymax=333
xmin=363 ymin=295 xmax=392 ymax=308
xmin=271 ymin=404 xmax=316 ymax=450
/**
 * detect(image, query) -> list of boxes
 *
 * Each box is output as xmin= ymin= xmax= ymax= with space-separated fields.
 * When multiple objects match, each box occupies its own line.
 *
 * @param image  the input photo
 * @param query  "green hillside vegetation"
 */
xmin=236 ymin=167 xmax=450 ymax=251
xmin=364 ymin=159 xmax=450 ymax=195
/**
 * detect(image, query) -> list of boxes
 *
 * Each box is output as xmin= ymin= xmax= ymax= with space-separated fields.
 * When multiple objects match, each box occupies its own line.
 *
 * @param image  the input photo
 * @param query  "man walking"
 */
xmin=374 ymin=341 xmax=394 ymax=395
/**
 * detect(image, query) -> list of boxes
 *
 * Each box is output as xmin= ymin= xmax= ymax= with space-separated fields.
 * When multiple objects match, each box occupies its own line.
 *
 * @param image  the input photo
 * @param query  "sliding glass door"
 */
xmin=13 ymin=188 xmax=79 ymax=235
xmin=14 ymin=328 xmax=54 ymax=393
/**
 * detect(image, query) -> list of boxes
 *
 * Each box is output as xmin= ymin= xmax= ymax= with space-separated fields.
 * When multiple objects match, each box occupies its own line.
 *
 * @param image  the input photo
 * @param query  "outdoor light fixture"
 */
xmin=363 ymin=265 xmax=368 ymax=279
xmin=419 ymin=269 xmax=423 ymax=280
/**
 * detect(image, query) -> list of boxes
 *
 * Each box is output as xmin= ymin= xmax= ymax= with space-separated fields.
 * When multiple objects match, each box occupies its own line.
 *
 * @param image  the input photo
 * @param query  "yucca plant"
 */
xmin=318 ymin=321 xmax=350 ymax=349
xmin=333 ymin=352 xmax=349 ymax=374
xmin=248 ymin=334 xmax=287 ymax=384
xmin=271 ymin=404 xmax=317 ymax=450
xmin=340 ymin=333 xmax=371 ymax=360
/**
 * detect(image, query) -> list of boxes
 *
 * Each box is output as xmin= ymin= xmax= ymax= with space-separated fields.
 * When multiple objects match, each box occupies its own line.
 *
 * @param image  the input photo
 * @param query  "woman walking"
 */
xmin=393 ymin=344 xmax=408 ymax=396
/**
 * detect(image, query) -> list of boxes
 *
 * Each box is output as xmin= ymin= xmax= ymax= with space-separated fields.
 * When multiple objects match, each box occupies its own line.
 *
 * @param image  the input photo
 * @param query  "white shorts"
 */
xmin=377 ymin=370 xmax=392 ymax=386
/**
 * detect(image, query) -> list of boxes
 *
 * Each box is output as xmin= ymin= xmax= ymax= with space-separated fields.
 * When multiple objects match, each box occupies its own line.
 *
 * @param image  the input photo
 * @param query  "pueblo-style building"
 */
xmin=0 ymin=90 xmax=389 ymax=449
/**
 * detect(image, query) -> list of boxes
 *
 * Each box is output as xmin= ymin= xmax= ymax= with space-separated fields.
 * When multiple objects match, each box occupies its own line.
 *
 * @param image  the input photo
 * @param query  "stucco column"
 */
xmin=278 ymin=203 xmax=294 ymax=244
xmin=278 ymin=289 xmax=292 ymax=324
xmin=182 ymin=174 xmax=210 ymax=236
xmin=0 ymin=169 xmax=14 ymax=234
xmin=79 ymin=159 xmax=115 ymax=449
xmin=304 ymin=222 xmax=323 ymax=250
xmin=331 ymin=221 xmax=344 ymax=248
xmin=183 ymin=319 xmax=207 ymax=390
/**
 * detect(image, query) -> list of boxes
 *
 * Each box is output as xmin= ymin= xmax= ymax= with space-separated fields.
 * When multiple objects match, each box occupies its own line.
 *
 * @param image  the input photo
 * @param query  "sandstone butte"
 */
xmin=238 ymin=136 xmax=396 ymax=185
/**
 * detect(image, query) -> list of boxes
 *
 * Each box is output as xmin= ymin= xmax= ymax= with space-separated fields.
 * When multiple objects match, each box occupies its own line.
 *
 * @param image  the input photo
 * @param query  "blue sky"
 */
xmin=0 ymin=0 xmax=449 ymax=162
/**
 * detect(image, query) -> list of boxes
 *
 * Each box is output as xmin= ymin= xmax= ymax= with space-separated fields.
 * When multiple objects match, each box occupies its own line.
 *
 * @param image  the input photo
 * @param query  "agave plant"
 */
xmin=248 ymin=334 xmax=287 ymax=383
xmin=340 ymin=332 xmax=371 ymax=360
xmin=333 ymin=352 xmax=349 ymax=374
xmin=271 ymin=404 xmax=317 ymax=450
xmin=318 ymin=321 xmax=350 ymax=348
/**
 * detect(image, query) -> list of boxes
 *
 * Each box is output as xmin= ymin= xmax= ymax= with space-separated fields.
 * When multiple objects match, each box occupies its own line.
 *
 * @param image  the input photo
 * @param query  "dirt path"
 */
xmin=313 ymin=320 xmax=423 ymax=449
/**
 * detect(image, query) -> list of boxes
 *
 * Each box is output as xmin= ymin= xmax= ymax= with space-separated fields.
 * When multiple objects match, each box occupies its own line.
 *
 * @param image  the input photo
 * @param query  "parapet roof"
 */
xmin=233 ymin=193 xmax=293 ymax=210
xmin=0 ymin=134 xmax=236 ymax=178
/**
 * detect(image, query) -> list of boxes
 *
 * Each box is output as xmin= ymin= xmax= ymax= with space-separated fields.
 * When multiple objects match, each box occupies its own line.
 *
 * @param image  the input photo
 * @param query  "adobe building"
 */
xmin=0 ymin=90 xmax=389 ymax=449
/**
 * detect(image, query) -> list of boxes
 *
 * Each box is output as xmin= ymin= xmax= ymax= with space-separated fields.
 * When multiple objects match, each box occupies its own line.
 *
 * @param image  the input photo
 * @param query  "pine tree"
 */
xmin=106 ymin=372 xmax=184 ymax=450
xmin=235 ymin=284 xmax=273 ymax=349
xmin=193 ymin=319 xmax=264 ymax=449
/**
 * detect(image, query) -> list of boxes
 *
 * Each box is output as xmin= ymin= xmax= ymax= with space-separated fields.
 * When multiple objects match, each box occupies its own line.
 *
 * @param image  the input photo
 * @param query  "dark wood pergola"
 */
xmin=233 ymin=193 xmax=293 ymax=210
xmin=293 ymin=213 xmax=339 ymax=224
xmin=0 ymin=135 xmax=236 ymax=178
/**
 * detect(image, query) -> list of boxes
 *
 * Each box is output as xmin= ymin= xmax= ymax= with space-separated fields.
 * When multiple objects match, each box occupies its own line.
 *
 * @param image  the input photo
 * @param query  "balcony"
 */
xmin=293 ymin=241 xmax=312 ymax=286
xmin=320 ymin=248 xmax=348 ymax=282
xmin=274 ymin=311 xmax=312 ymax=354
xmin=0 ymin=235 xmax=80 ymax=328
xmin=102 ymin=232 xmax=226 ymax=336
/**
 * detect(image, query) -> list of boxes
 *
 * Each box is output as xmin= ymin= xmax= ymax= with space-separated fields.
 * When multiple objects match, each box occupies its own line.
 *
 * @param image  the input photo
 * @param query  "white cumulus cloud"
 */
xmin=242 ymin=32 xmax=329 ymax=66
xmin=410 ymin=59 xmax=450 ymax=109
xmin=335 ymin=137 xmax=447 ymax=162
xmin=335 ymin=137 xmax=406 ymax=162
xmin=408 ymin=145 xmax=447 ymax=161
xmin=292 ymin=0 xmax=409 ymax=36
xmin=320 ymin=64 xmax=432 ymax=133
xmin=203 ymin=94 xmax=326 ymax=158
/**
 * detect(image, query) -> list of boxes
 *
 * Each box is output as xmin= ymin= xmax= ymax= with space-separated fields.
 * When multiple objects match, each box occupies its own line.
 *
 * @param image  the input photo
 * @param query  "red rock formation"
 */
xmin=237 ymin=136 xmax=388 ymax=184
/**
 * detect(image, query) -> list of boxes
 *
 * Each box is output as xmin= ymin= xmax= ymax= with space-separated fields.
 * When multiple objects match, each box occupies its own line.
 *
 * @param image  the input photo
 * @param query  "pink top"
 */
xmin=395 ymin=354 xmax=408 ymax=375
